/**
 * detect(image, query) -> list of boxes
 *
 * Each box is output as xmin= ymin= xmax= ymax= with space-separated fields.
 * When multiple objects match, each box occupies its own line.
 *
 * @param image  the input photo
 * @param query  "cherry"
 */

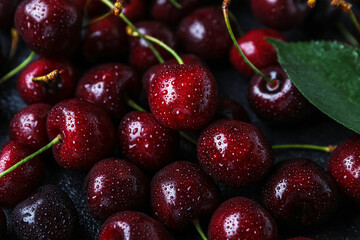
xmin=251 ymin=0 xmax=311 ymax=30
xmin=215 ymin=98 xmax=250 ymax=122
xmin=76 ymin=63 xmax=140 ymax=119
xmin=248 ymin=65 xmax=310 ymax=122
xmin=129 ymin=21 xmax=177 ymax=71
xmin=14 ymin=0 xmax=82 ymax=58
xmin=208 ymin=197 xmax=278 ymax=240
xmin=151 ymin=161 xmax=220 ymax=230
xmin=148 ymin=64 xmax=218 ymax=131
xmin=262 ymin=158 xmax=338 ymax=226
xmin=0 ymin=141 xmax=43 ymax=207
xmin=118 ymin=111 xmax=178 ymax=172
xmin=151 ymin=0 xmax=201 ymax=26
xmin=0 ymin=0 xmax=20 ymax=28
xmin=17 ymin=57 xmax=77 ymax=105
xmin=0 ymin=208 xmax=5 ymax=238
xmin=98 ymin=211 xmax=171 ymax=240
xmin=85 ymin=158 xmax=149 ymax=220
xmin=328 ymin=135 xmax=360 ymax=201
xmin=197 ymin=120 xmax=273 ymax=187
xmin=12 ymin=185 xmax=77 ymax=240
xmin=46 ymin=98 xmax=116 ymax=170
xmin=230 ymin=29 xmax=286 ymax=77
xmin=9 ymin=103 xmax=51 ymax=150
xmin=177 ymin=7 xmax=234 ymax=60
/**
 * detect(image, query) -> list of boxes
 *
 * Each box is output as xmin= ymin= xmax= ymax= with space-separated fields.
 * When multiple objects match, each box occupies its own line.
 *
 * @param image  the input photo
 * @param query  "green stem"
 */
xmin=82 ymin=11 xmax=112 ymax=29
xmin=0 ymin=51 xmax=36 ymax=84
xmin=337 ymin=22 xmax=359 ymax=47
xmin=228 ymin=10 xmax=244 ymax=37
xmin=272 ymin=144 xmax=337 ymax=153
xmin=349 ymin=10 xmax=360 ymax=35
xmin=169 ymin=0 xmax=182 ymax=9
xmin=193 ymin=219 xmax=208 ymax=240
xmin=0 ymin=134 xmax=62 ymax=179
xmin=9 ymin=28 xmax=19 ymax=61
xmin=179 ymin=131 xmax=197 ymax=145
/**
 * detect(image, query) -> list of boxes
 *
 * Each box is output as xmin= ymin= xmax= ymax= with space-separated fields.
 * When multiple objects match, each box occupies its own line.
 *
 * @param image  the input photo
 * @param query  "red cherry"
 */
xmin=215 ymin=98 xmax=250 ymax=122
xmin=328 ymin=135 xmax=360 ymax=201
xmin=98 ymin=211 xmax=171 ymax=240
xmin=148 ymin=64 xmax=218 ymax=131
xmin=17 ymin=58 xmax=77 ymax=105
xmin=230 ymin=29 xmax=286 ymax=77
xmin=151 ymin=161 xmax=220 ymax=230
xmin=0 ymin=208 xmax=6 ymax=238
xmin=197 ymin=120 xmax=273 ymax=187
xmin=262 ymin=158 xmax=338 ymax=226
xmin=15 ymin=0 xmax=82 ymax=58
xmin=118 ymin=111 xmax=178 ymax=172
xmin=46 ymin=99 xmax=116 ymax=170
xmin=0 ymin=141 xmax=43 ymax=207
xmin=76 ymin=63 xmax=140 ymax=119
xmin=208 ymin=197 xmax=278 ymax=240
xmin=9 ymin=103 xmax=51 ymax=150
xmin=85 ymin=158 xmax=149 ymax=220
xmin=0 ymin=0 xmax=20 ymax=28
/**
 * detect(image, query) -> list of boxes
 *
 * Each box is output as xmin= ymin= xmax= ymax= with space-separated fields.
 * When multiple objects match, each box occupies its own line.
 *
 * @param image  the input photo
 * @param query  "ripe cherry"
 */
xmin=215 ymin=98 xmax=250 ymax=122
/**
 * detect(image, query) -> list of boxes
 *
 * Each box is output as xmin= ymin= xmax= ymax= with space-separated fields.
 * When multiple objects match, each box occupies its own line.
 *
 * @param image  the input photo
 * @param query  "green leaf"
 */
xmin=267 ymin=39 xmax=360 ymax=134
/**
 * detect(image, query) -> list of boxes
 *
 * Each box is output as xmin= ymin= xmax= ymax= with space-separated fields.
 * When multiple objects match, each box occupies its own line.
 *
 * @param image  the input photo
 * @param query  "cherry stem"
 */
xmin=180 ymin=131 xmax=197 ymax=145
xmin=82 ymin=10 xmax=112 ymax=29
xmin=349 ymin=10 xmax=360 ymax=35
xmin=337 ymin=22 xmax=359 ymax=47
xmin=101 ymin=0 xmax=165 ymax=63
xmin=9 ymin=28 xmax=19 ymax=61
xmin=0 ymin=134 xmax=62 ymax=179
xmin=193 ymin=219 xmax=208 ymax=240
xmin=169 ymin=0 xmax=182 ymax=9
xmin=222 ymin=0 xmax=273 ymax=84
xmin=227 ymin=10 xmax=244 ymax=37
xmin=272 ymin=144 xmax=337 ymax=153
xmin=0 ymin=51 xmax=36 ymax=85
xmin=32 ymin=69 xmax=62 ymax=84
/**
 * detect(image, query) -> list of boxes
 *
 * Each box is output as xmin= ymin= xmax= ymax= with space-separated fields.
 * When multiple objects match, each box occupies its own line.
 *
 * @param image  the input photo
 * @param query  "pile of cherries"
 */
xmin=0 ymin=0 xmax=359 ymax=239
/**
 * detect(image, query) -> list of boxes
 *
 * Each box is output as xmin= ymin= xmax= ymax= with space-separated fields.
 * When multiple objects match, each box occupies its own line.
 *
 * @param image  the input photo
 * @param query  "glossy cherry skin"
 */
xmin=118 ymin=111 xmax=178 ymax=172
xmin=251 ymin=0 xmax=310 ymax=30
xmin=151 ymin=0 xmax=200 ymax=26
xmin=230 ymin=29 xmax=286 ymax=77
xmin=148 ymin=64 xmax=218 ymax=131
xmin=248 ymin=66 xmax=310 ymax=122
xmin=12 ymin=185 xmax=76 ymax=240
xmin=46 ymin=99 xmax=116 ymax=170
xmin=208 ymin=197 xmax=278 ymax=240
xmin=129 ymin=21 xmax=177 ymax=72
xmin=328 ymin=135 xmax=360 ymax=201
xmin=262 ymin=158 xmax=338 ymax=226
xmin=15 ymin=0 xmax=82 ymax=58
xmin=177 ymin=7 xmax=233 ymax=60
xmin=0 ymin=208 xmax=6 ymax=238
xmin=0 ymin=141 xmax=43 ymax=207
xmin=198 ymin=120 xmax=273 ymax=187
xmin=98 ymin=211 xmax=171 ymax=240
xmin=85 ymin=158 xmax=149 ymax=220
xmin=83 ymin=15 xmax=128 ymax=60
xmin=17 ymin=58 xmax=77 ymax=105
xmin=215 ymin=98 xmax=250 ymax=122
xmin=76 ymin=63 xmax=140 ymax=119
xmin=0 ymin=0 xmax=20 ymax=28
xmin=151 ymin=161 xmax=220 ymax=230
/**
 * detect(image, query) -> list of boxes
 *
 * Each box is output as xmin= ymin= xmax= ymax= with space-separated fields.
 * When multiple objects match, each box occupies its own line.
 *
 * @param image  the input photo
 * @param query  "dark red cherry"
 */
xmin=151 ymin=0 xmax=200 ymax=26
xmin=12 ymin=185 xmax=77 ymax=240
xmin=177 ymin=7 xmax=234 ymax=60
xmin=118 ymin=111 xmax=178 ymax=172
xmin=262 ymin=158 xmax=338 ymax=226
xmin=129 ymin=21 xmax=177 ymax=71
xmin=46 ymin=99 xmax=116 ymax=170
xmin=230 ymin=29 xmax=286 ymax=77
xmin=17 ymin=58 xmax=77 ymax=105
xmin=0 ymin=141 xmax=43 ymax=207
xmin=328 ymin=135 xmax=360 ymax=201
xmin=9 ymin=103 xmax=51 ymax=150
xmin=76 ymin=63 xmax=140 ymax=119
xmin=248 ymin=65 xmax=310 ymax=122
xmin=251 ymin=0 xmax=311 ymax=30
xmin=0 ymin=0 xmax=20 ymax=28
xmin=0 ymin=208 xmax=6 ymax=238
xmin=151 ymin=161 xmax=220 ymax=230
xmin=85 ymin=158 xmax=149 ymax=220
xmin=215 ymin=98 xmax=250 ymax=122
xmin=208 ymin=197 xmax=278 ymax=240
xmin=98 ymin=211 xmax=171 ymax=240
xmin=198 ymin=120 xmax=273 ymax=187
xmin=148 ymin=64 xmax=218 ymax=131
xmin=15 ymin=0 xmax=82 ymax=58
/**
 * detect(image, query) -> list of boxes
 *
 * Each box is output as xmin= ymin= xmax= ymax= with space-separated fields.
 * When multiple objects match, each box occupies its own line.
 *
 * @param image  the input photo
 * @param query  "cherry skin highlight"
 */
xmin=85 ymin=158 xmax=149 ymax=220
xmin=151 ymin=161 xmax=220 ymax=230
xmin=46 ymin=99 xmax=116 ymax=170
xmin=197 ymin=120 xmax=273 ymax=187
xmin=208 ymin=197 xmax=278 ymax=240
xmin=215 ymin=98 xmax=250 ymax=122
xmin=148 ymin=64 xmax=218 ymax=131
xmin=98 ymin=211 xmax=171 ymax=240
